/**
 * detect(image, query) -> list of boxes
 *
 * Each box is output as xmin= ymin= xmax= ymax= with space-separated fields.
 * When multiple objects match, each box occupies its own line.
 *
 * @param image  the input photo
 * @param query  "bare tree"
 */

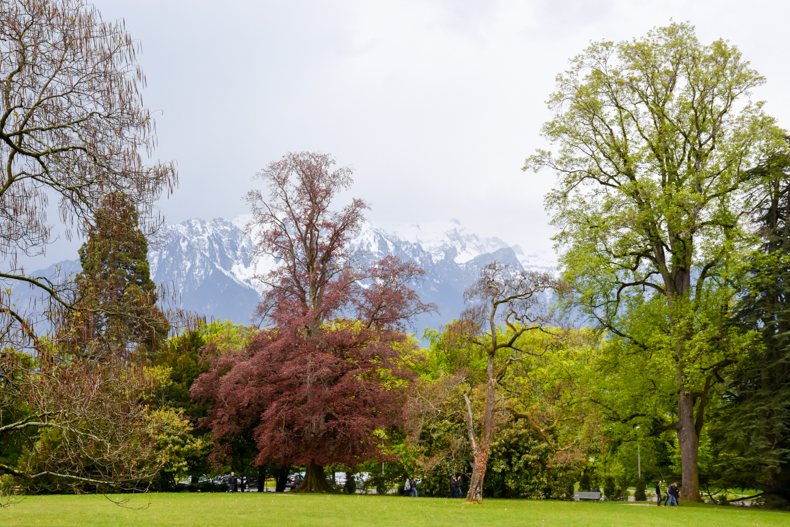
xmin=0 ymin=0 xmax=176 ymax=352
xmin=460 ymin=262 xmax=558 ymax=503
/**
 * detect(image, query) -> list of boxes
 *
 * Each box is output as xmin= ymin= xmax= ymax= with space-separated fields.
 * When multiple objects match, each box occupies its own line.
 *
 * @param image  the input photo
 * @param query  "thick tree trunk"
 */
xmin=295 ymin=462 xmax=333 ymax=493
xmin=257 ymin=466 xmax=266 ymax=492
xmin=677 ymin=390 xmax=700 ymax=501
xmin=668 ymin=265 xmax=702 ymax=503
xmin=274 ymin=465 xmax=289 ymax=492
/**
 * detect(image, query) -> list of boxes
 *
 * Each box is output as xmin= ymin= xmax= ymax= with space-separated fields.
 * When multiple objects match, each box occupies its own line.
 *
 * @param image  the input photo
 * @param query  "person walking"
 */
xmin=409 ymin=477 xmax=418 ymax=497
xmin=667 ymin=482 xmax=680 ymax=506
xmin=655 ymin=481 xmax=662 ymax=506
xmin=450 ymin=473 xmax=462 ymax=498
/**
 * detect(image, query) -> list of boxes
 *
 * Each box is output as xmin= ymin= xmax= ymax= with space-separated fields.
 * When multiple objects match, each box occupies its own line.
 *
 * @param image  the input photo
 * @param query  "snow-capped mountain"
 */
xmin=146 ymin=217 xmax=538 ymax=332
xmin=15 ymin=217 xmax=551 ymax=336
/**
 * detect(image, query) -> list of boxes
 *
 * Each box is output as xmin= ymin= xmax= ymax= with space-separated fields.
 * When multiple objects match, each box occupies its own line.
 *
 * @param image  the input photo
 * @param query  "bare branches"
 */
xmin=247 ymin=152 xmax=365 ymax=331
xmin=0 ymin=0 xmax=176 ymax=350
xmin=463 ymin=261 xmax=559 ymax=349
xmin=460 ymin=261 xmax=560 ymax=502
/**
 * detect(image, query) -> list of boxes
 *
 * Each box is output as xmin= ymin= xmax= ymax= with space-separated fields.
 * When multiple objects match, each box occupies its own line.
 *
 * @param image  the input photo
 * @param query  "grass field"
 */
xmin=2 ymin=493 xmax=788 ymax=527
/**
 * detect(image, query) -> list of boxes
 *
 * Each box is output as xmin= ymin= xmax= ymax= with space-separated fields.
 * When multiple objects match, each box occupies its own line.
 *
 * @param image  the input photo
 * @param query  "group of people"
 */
xmin=403 ymin=477 xmax=419 ymax=497
xmin=655 ymin=481 xmax=680 ymax=506
xmin=403 ymin=473 xmax=464 ymax=498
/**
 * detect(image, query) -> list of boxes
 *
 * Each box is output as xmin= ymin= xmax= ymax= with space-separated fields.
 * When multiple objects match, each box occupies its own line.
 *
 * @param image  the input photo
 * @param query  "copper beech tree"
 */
xmin=192 ymin=152 xmax=431 ymax=492
xmin=460 ymin=262 xmax=558 ymax=503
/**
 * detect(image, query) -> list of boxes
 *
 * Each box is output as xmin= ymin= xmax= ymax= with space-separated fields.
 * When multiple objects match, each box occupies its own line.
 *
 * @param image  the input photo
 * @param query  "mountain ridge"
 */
xmin=14 ymin=217 xmax=553 ymax=335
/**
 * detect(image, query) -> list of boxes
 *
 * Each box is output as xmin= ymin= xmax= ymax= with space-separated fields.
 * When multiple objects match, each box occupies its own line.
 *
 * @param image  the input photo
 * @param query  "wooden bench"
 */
xmin=574 ymin=491 xmax=602 ymax=501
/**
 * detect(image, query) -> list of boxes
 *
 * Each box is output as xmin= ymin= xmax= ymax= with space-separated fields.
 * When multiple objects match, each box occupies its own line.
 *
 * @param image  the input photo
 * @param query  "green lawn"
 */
xmin=2 ymin=493 xmax=788 ymax=527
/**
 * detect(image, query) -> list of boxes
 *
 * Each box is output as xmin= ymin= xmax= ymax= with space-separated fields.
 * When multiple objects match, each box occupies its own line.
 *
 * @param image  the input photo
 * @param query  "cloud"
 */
xmin=23 ymin=0 xmax=790 ymax=269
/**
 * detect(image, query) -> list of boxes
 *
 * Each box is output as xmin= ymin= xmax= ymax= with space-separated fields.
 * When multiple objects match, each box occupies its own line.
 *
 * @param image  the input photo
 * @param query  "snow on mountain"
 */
xmin=18 ymin=216 xmax=553 ymax=335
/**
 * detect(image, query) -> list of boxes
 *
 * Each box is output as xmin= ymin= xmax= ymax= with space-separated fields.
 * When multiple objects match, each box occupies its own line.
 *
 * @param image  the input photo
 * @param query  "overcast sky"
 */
xmin=40 ymin=0 xmax=790 ymax=265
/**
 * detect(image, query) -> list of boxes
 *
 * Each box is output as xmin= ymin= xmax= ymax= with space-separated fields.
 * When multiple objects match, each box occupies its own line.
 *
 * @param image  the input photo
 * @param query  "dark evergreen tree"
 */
xmin=709 ymin=151 xmax=790 ymax=506
xmin=61 ymin=192 xmax=168 ymax=361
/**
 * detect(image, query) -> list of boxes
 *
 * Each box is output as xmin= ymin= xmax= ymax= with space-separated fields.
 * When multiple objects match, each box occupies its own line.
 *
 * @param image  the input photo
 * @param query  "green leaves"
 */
xmin=527 ymin=22 xmax=789 ymax=499
xmin=62 ymin=192 xmax=168 ymax=362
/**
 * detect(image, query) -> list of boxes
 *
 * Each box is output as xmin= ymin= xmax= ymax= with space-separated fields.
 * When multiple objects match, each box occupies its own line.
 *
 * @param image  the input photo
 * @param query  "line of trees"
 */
xmin=0 ymin=0 xmax=787 ymax=508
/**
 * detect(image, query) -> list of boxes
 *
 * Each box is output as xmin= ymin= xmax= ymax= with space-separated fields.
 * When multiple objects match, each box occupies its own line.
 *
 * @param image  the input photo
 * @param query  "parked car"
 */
xmin=285 ymin=471 xmax=304 ymax=489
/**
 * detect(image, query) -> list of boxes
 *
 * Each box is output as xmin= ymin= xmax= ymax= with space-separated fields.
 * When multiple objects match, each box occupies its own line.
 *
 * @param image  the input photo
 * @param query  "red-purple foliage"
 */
xmin=191 ymin=153 xmax=432 ymax=488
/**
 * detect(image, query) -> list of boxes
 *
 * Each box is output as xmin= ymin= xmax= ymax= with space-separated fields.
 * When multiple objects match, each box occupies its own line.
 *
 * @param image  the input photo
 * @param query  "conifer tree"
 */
xmin=710 ymin=152 xmax=790 ymax=505
xmin=61 ymin=192 xmax=168 ymax=361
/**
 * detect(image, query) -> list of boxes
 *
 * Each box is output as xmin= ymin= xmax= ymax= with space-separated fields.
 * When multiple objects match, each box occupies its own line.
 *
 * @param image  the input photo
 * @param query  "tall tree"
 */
xmin=709 ymin=150 xmax=790 ymax=505
xmin=60 ymin=192 xmax=169 ymax=362
xmin=526 ymin=23 xmax=788 ymax=500
xmin=459 ymin=262 xmax=557 ymax=502
xmin=0 ymin=0 xmax=176 ymax=353
xmin=193 ymin=152 xmax=431 ymax=492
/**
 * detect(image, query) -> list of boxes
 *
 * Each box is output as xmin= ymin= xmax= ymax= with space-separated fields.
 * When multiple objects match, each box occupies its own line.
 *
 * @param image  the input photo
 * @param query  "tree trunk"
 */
xmin=257 ymin=466 xmax=266 ymax=492
xmin=464 ymin=350 xmax=497 ymax=504
xmin=466 ymin=450 xmax=490 ymax=503
xmin=294 ymin=462 xmax=333 ymax=493
xmin=668 ymin=266 xmax=702 ymax=503
xmin=274 ymin=465 xmax=289 ymax=493
xmin=677 ymin=389 xmax=700 ymax=501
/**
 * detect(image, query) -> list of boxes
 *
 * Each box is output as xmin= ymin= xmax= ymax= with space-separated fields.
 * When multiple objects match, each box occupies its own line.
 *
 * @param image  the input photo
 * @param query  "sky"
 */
xmin=36 ymin=0 xmax=790 ymax=266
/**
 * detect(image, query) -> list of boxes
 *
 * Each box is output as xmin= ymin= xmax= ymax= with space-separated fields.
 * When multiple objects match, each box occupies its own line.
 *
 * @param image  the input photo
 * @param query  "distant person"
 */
xmin=410 ymin=477 xmax=418 ymax=497
xmin=228 ymin=472 xmax=238 ymax=493
xmin=403 ymin=477 xmax=411 ymax=496
xmin=450 ymin=473 xmax=462 ymax=498
xmin=655 ymin=481 xmax=662 ymax=506
xmin=667 ymin=482 xmax=680 ymax=506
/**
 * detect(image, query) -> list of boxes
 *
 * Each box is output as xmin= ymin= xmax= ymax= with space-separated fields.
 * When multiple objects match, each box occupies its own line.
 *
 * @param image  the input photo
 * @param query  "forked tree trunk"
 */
xmin=460 ymin=263 xmax=554 ymax=504
xmin=464 ymin=357 xmax=497 ymax=503
xmin=466 ymin=449 xmax=490 ymax=503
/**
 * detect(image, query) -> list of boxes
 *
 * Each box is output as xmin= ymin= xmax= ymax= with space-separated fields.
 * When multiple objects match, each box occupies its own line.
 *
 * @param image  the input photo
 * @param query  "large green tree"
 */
xmin=526 ymin=23 xmax=788 ymax=500
xmin=60 ymin=192 xmax=169 ymax=362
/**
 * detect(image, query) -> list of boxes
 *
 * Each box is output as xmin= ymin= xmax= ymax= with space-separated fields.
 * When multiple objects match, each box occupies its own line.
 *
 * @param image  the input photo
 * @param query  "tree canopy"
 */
xmin=526 ymin=22 xmax=788 ymax=500
xmin=59 ymin=192 xmax=169 ymax=362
